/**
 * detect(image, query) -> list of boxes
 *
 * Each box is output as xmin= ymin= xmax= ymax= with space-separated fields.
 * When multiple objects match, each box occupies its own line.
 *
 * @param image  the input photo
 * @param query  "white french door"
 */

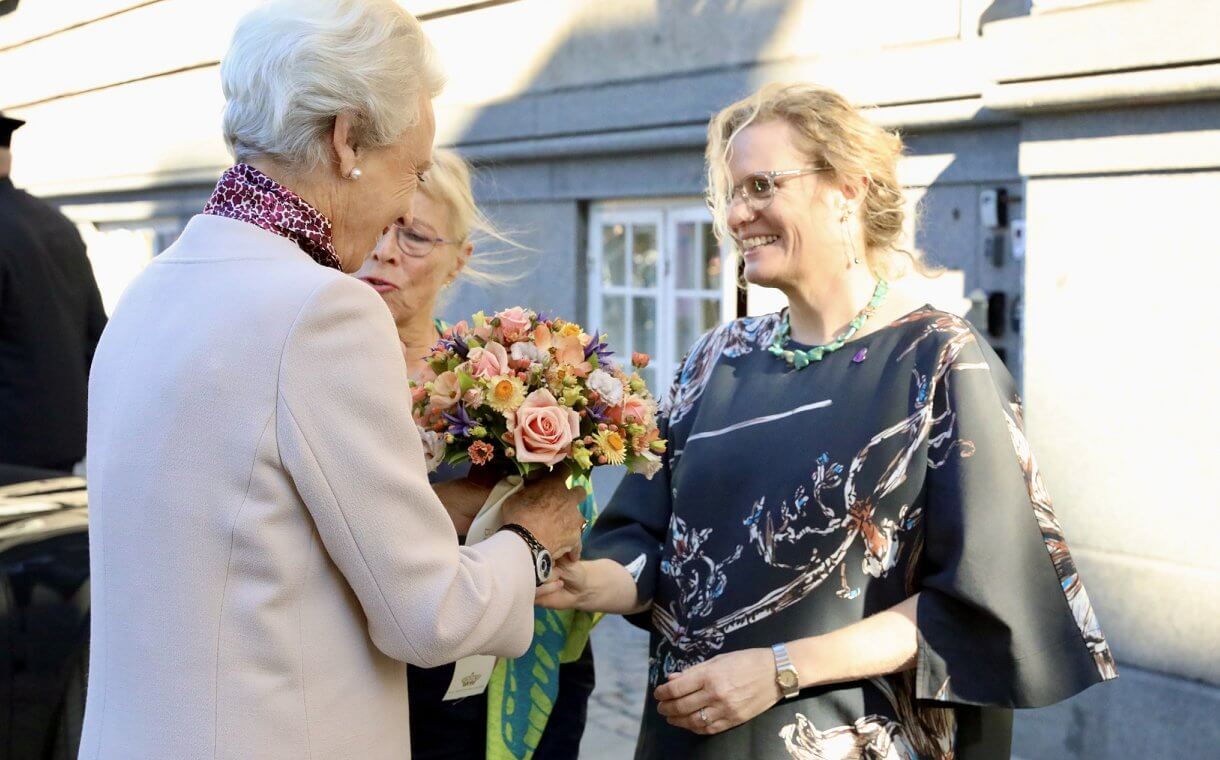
xmin=587 ymin=201 xmax=738 ymax=395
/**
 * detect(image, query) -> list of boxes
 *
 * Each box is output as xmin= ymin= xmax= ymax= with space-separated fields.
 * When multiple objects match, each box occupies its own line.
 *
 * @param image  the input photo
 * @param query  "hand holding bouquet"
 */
xmin=410 ymin=307 xmax=666 ymax=482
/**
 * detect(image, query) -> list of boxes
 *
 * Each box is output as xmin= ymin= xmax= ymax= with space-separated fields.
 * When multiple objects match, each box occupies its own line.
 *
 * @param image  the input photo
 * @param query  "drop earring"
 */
xmin=839 ymin=203 xmax=860 ymax=266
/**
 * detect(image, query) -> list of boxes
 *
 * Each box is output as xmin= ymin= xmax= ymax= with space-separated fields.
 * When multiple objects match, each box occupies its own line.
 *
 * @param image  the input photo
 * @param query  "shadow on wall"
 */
xmin=979 ymin=0 xmax=1030 ymax=31
xmin=437 ymin=0 xmax=795 ymax=322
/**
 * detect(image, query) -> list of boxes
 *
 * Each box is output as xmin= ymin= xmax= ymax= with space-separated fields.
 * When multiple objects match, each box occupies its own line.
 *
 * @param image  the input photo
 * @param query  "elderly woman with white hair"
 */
xmin=81 ymin=2 xmax=585 ymax=759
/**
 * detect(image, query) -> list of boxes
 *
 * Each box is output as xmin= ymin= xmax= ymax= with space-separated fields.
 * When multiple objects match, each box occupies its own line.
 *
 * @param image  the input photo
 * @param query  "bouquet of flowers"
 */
xmin=410 ymin=307 xmax=667 ymax=483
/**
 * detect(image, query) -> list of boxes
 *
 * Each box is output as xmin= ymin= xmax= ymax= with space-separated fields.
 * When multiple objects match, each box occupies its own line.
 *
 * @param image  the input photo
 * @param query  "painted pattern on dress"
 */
xmin=620 ymin=307 xmax=1116 ymax=757
xmin=665 ymin=313 xmax=782 ymax=426
xmin=779 ymin=713 xmax=914 ymax=760
xmin=203 ymin=163 xmax=342 ymax=270
xmin=1001 ymin=410 xmax=1118 ymax=679
xmin=650 ymin=310 xmax=972 ymax=682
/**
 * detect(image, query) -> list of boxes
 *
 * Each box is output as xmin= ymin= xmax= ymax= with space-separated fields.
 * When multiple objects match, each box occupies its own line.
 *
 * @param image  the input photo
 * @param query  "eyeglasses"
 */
xmin=393 ymin=223 xmax=459 ymax=258
xmin=725 ymin=167 xmax=830 ymax=212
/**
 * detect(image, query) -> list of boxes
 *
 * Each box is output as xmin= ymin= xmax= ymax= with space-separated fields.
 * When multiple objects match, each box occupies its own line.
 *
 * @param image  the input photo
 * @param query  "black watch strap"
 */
xmin=498 ymin=523 xmax=553 ymax=586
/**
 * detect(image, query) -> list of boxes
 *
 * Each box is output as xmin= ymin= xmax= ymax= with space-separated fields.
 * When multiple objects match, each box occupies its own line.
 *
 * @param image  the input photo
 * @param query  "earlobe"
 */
xmin=331 ymin=112 xmax=360 ymax=179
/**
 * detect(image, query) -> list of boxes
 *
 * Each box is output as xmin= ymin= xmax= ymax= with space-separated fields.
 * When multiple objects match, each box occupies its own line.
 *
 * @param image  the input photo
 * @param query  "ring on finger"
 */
xmin=698 ymin=707 xmax=709 ymax=724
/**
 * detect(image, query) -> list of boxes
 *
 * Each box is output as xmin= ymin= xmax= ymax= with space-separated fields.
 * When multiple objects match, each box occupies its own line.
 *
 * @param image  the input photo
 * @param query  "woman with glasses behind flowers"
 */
xmin=538 ymin=82 xmax=1117 ymax=759
xmin=355 ymin=148 xmax=597 ymax=760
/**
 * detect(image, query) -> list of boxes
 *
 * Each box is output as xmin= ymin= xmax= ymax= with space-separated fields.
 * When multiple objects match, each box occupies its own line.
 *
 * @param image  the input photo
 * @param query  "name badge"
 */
xmin=442 ymin=654 xmax=497 ymax=701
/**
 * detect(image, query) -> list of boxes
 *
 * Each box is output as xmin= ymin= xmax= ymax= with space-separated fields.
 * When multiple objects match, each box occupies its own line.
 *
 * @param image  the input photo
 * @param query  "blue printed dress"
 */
xmin=585 ymin=307 xmax=1116 ymax=759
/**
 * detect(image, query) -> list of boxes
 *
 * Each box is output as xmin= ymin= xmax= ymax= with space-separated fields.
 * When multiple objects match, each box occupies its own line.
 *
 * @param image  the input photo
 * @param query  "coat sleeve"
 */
xmin=583 ymin=337 xmax=704 ymax=628
xmin=275 ymin=275 xmax=536 ymax=667
xmin=583 ymin=412 xmax=673 ymax=620
xmin=915 ymin=331 xmax=1118 ymax=708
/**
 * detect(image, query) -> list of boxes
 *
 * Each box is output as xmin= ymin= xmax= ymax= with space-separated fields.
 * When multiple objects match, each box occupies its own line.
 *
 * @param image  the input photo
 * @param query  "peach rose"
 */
xmin=495 ymin=307 xmax=532 ymax=343
xmin=608 ymin=394 xmax=652 ymax=426
xmin=467 ymin=341 xmax=508 ymax=380
xmin=507 ymin=389 xmax=581 ymax=466
xmin=429 ymin=371 xmax=461 ymax=410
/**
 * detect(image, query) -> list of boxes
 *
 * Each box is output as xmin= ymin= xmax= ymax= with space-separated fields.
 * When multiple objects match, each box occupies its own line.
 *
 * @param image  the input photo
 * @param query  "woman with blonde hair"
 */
xmin=539 ymin=82 xmax=1116 ymax=759
xmin=356 ymin=148 xmax=597 ymax=760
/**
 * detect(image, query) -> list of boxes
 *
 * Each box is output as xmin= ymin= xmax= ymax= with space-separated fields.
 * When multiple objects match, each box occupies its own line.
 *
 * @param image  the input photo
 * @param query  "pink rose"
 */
xmin=609 ymin=394 xmax=652 ymax=426
xmin=429 ymin=371 xmax=461 ymax=410
xmin=467 ymin=341 xmax=508 ymax=379
xmin=507 ymin=389 xmax=581 ymax=466
xmin=495 ymin=307 xmax=532 ymax=343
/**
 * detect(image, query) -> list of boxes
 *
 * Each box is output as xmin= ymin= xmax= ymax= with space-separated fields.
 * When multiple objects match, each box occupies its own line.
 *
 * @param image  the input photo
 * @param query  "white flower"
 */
xmin=587 ymin=368 xmax=624 ymax=406
xmin=418 ymin=429 xmax=445 ymax=473
xmin=510 ymin=341 xmax=546 ymax=364
xmin=629 ymin=450 xmax=664 ymax=480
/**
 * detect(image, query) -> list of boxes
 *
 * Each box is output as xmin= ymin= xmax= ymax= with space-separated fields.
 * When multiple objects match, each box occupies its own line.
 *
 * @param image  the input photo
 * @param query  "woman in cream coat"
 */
xmin=80 ymin=2 xmax=584 ymax=759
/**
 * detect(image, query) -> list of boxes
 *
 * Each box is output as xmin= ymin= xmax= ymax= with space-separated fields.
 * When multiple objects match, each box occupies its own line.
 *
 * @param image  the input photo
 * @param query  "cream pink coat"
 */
xmin=80 ymin=215 xmax=535 ymax=759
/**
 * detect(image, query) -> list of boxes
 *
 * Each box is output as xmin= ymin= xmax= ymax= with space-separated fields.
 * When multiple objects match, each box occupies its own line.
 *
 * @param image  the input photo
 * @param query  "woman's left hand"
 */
xmin=653 ymin=648 xmax=780 ymax=735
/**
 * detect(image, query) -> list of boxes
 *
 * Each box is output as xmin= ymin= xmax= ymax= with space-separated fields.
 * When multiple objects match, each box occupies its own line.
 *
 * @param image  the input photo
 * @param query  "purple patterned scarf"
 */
xmin=203 ymin=163 xmax=342 ymax=270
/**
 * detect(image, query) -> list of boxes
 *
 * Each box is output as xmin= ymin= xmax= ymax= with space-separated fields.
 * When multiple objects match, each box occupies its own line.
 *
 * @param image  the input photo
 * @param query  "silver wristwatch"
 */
xmin=772 ymin=642 xmax=800 ymax=699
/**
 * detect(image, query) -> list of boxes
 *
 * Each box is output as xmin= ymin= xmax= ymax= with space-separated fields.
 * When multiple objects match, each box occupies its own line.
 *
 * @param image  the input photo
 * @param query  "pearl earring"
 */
xmin=348 ymin=167 xmax=362 ymax=180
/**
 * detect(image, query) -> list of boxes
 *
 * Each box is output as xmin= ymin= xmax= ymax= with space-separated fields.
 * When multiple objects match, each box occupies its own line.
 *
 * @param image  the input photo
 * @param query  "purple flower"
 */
xmin=442 ymin=405 xmax=477 ymax=437
xmin=438 ymin=332 xmax=469 ymax=359
xmin=584 ymin=329 xmax=615 ymax=365
xmin=586 ymin=402 xmax=610 ymax=423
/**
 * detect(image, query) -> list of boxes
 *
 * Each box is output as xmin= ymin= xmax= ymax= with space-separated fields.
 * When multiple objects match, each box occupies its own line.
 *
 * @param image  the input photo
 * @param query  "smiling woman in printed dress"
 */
xmin=538 ymin=82 xmax=1117 ymax=760
xmin=354 ymin=149 xmax=598 ymax=760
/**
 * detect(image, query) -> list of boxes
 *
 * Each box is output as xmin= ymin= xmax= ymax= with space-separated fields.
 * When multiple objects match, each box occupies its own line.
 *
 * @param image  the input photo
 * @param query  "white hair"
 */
xmin=221 ymin=0 xmax=445 ymax=173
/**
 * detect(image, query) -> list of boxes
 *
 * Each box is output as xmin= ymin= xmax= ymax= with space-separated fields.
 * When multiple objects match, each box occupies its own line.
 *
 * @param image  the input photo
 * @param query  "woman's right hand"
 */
xmin=535 ymin=556 xmax=589 ymax=609
xmin=536 ymin=557 xmax=649 ymax=615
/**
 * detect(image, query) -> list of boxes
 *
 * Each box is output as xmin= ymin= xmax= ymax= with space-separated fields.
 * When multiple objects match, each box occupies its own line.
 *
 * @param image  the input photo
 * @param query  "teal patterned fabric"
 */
xmin=485 ymin=483 xmax=599 ymax=760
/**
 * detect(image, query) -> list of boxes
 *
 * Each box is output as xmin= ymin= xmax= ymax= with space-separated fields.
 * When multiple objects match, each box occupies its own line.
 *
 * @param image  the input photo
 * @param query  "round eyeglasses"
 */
xmin=726 ymin=167 xmax=830 ymax=212
xmin=393 ymin=224 xmax=460 ymax=258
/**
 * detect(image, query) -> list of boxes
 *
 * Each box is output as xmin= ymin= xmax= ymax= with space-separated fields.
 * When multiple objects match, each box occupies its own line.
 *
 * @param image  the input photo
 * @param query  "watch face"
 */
xmin=536 ymin=551 xmax=553 ymax=583
xmin=777 ymin=669 xmax=799 ymax=690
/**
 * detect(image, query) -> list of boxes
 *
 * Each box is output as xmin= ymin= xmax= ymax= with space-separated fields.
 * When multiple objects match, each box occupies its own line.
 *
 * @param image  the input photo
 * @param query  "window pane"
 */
xmin=602 ymin=224 xmax=626 ymax=285
xmin=632 ymin=296 xmax=657 ymax=357
xmin=601 ymin=295 xmax=627 ymax=358
xmin=632 ymin=224 xmax=658 ymax=288
xmin=674 ymin=222 xmax=697 ymax=290
xmin=703 ymin=297 xmax=721 ymax=332
xmin=674 ymin=296 xmax=722 ymax=358
xmin=639 ymin=366 xmax=658 ymax=395
xmin=700 ymin=222 xmax=724 ymax=290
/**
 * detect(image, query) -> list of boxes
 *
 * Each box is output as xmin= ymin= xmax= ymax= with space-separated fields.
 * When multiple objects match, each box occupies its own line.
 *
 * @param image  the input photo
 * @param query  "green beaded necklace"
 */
xmin=768 ymin=279 xmax=889 ymax=369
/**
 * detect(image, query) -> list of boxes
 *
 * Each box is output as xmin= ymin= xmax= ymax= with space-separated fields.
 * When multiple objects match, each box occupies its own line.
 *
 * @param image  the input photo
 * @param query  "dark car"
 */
xmin=0 ymin=465 xmax=89 ymax=760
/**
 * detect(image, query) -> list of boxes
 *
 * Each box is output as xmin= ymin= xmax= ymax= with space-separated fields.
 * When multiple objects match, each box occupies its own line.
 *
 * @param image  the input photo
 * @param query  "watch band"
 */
xmin=772 ymin=642 xmax=801 ymax=699
xmin=498 ymin=523 xmax=553 ymax=586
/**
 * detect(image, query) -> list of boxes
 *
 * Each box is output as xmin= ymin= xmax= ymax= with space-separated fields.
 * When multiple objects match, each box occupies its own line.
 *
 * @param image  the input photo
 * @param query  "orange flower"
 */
xmin=468 ymin=441 xmax=495 ymax=466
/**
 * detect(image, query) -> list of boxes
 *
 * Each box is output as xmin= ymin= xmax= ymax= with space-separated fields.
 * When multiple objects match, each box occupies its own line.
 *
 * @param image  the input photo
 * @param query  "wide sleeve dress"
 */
xmin=584 ymin=307 xmax=1116 ymax=760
